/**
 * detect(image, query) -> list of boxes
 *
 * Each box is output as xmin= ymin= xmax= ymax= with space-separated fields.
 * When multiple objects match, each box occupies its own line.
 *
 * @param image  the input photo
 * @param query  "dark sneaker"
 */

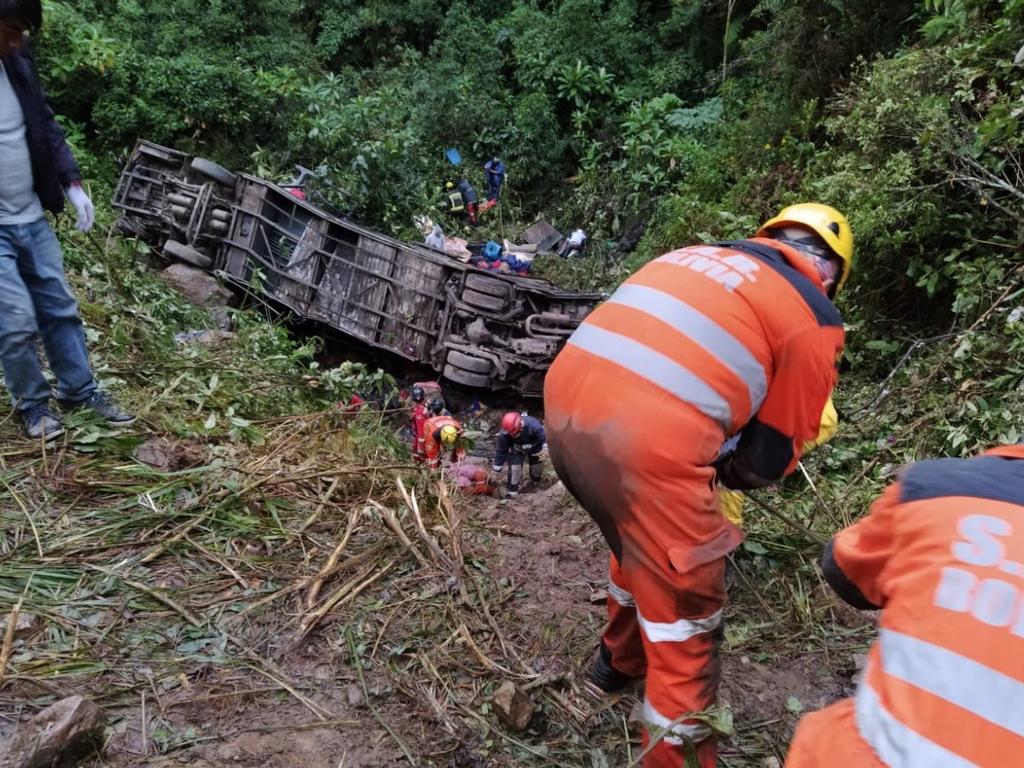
xmin=61 ymin=391 xmax=136 ymax=426
xmin=586 ymin=645 xmax=635 ymax=695
xmin=22 ymin=404 xmax=65 ymax=441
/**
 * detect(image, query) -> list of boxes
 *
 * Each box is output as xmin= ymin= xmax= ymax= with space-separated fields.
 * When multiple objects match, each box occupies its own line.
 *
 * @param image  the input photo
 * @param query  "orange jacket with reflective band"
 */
xmin=563 ymin=238 xmax=844 ymax=477
xmin=824 ymin=445 xmax=1024 ymax=766
xmin=423 ymin=415 xmax=464 ymax=466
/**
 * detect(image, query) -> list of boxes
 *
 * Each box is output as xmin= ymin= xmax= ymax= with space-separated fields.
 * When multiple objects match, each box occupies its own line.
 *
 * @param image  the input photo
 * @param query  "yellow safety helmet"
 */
xmin=439 ymin=424 xmax=460 ymax=447
xmin=445 ymin=181 xmax=455 ymax=190
xmin=758 ymin=203 xmax=854 ymax=294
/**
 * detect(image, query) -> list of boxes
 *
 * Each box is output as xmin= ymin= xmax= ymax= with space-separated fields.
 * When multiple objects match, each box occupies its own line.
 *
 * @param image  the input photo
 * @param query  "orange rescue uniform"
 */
xmin=422 ymin=414 xmax=464 ymax=468
xmin=787 ymin=444 xmax=1024 ymax=768
xmin=410 ymin=402 xmax=429 ymax=460
xmin=544 ymin=239 xmax=844 ymax=767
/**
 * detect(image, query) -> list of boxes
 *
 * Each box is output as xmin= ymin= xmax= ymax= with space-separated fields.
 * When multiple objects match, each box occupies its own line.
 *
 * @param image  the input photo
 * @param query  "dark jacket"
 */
xmin=1 ymin=45 xmax=80 ymax=214
xmin=494 ymin=415 xmax=546 ymax=467
xmin=456 ymin=179 xmax=478 ymax=205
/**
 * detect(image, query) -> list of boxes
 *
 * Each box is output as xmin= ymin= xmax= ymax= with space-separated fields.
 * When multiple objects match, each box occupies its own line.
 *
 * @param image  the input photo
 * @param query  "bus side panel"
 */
xmin=310 ymin=229 xmax=394 ymax=350
xmin=374 ymin=241 xmax=448 ymax=359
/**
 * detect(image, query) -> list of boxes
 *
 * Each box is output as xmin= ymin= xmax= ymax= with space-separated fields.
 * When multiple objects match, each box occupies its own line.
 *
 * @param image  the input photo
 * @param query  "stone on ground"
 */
xmin=6 ymin=695 xmax=105 ymax=768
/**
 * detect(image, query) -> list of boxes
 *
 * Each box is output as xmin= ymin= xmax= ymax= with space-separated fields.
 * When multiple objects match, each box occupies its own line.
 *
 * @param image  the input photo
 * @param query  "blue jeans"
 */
xmin=0 ymin=218 xmax=96 ymax=411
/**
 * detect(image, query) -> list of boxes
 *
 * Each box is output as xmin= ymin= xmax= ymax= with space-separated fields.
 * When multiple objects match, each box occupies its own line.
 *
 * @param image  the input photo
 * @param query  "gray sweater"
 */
xmin=0 ymin=61 xmax=44 ymax=224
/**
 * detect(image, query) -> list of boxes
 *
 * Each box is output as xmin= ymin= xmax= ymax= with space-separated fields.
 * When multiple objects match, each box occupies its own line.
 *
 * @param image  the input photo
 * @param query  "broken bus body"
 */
xmin=113 ymin=140 xmax=601 ymax=397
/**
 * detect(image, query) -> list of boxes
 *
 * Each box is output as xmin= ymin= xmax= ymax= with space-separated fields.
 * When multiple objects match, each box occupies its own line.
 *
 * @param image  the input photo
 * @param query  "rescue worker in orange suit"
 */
xmin=409 ymin=385 xmax=428 ymax=461
xmin=492 ymin=412 xmax=546 ymax=498
xmin=423 ymin=412 xmax=465 ymax=468
xmin=787 ymin=442 xmax=1024 ymax=767
xmin=544 ymin=203 xmax=853 ymax=767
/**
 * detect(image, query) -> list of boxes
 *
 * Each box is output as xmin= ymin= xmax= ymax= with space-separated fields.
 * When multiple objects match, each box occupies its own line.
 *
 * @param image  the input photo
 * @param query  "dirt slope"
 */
xmin=116 ymin=480 xmax=859 ymax=767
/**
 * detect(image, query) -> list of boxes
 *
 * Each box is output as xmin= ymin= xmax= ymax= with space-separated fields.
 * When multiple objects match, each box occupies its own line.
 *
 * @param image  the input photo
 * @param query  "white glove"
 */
xmin=65 ymin=184 xmax=95 ymax=232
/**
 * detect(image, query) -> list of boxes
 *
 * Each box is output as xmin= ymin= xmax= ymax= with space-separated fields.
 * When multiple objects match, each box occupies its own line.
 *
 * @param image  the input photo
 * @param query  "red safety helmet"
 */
xmin=501 ymin=411 xmax=523 ymax=436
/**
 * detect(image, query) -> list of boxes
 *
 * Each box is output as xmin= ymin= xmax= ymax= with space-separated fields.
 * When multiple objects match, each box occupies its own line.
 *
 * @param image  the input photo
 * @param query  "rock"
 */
xmin=8 ymin=696 xmax=105 ymax=768
xmin=346 ymin=684 xmax=364 ymax=707
xmin=210 ymin=307 xmax=231 ymax=331
xmin=588 ymin=590 xmax=608 ymax=605
xmin=0 ymin=612 xmax=39 ymax=641
xmin=160 ymin=264 xmax=233 ymax=308
xmin=491 ymin=681 xmax=533 ymax=731
xmin=763 ymin=758 xmax=781 ymax=768
xmin=135 ymin=438 xmax=208 ymax=473
xmin=174 ymin=329 xmax=235 ymax=348
xmin=135 ymin=438 xmax=175 ymax=471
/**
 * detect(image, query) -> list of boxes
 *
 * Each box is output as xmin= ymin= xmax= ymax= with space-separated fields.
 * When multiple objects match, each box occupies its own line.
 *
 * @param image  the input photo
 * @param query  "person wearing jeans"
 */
xmin=0 ymin=0 xmax=133 ymax=439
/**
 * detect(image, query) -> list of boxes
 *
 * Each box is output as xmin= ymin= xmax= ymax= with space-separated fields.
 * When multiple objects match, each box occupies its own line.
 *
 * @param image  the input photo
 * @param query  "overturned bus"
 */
xmin=113 ymin=141 xmax=601 ymax=397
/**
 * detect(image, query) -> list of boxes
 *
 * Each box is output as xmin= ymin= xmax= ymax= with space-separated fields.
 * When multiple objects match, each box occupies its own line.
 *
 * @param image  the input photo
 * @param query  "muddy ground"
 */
xmin=0 ymin=473 xmax=868 ymax=768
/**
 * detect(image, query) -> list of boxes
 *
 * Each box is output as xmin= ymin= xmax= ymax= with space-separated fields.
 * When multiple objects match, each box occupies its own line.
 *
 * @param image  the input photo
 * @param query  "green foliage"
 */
xmin=27 ymin=0 xmax=1024 ymax=434
xmin=555 ymin=60 xmax=616 ymax=109
xmin=51 ymin=197 xmax=393 ymax=438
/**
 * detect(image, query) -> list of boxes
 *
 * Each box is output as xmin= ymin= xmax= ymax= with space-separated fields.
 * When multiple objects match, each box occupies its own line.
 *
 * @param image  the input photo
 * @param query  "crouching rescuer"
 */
xmin=493 ymin=411 xmax=546 ymax=497
xmin=544 ymin=203 xmax=853 ymax=766
xmin=787 ymin=441 xmax=1024 ymax=767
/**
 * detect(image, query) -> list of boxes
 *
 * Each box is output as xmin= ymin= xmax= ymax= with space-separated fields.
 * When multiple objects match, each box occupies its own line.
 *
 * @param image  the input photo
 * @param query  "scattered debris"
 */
xmin=521 ymin=219 xmax=564 ymax=253
xmin=6 ymin=696 xmax=105 ymax=768
xmin=443 ymin=234 xmax=472 ymax=261
xmin=173 ymin=329 xmax=235 ymax=347
xmin=0 ymin=612 xmax=39 ymax=642
xmin=0 ymin=395 xmax=863 ymax=766
xmin=425 ymin=225 xmax=445 ymax=252
xmin=491 ymin=681 xmax=534 ymax=731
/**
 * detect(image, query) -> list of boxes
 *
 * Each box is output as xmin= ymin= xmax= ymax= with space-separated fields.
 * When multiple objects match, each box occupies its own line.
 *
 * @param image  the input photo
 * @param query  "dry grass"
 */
xmin=0 ymin=406 xmax=630 ymax=765
xmin=0 ymin=396 xmax=888 ymax=767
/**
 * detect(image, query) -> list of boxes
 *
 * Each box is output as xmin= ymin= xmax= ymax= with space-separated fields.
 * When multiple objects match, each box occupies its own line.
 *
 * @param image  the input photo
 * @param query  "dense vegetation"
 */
xmin=37 ymin=0 xmax=1024 ymax=454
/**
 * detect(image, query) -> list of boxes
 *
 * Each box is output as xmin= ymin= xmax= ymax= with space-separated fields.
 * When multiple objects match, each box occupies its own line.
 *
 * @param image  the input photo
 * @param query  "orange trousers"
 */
xmin=785 ymin=699 xmax=883 ymax=767
xmin=545 ymin=347 xmax=742 ymax=767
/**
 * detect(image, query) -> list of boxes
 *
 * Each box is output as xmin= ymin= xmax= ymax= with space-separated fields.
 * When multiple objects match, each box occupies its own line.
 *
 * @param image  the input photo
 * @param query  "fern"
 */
xmin=922 ymin=0 xmax=964 ymax=15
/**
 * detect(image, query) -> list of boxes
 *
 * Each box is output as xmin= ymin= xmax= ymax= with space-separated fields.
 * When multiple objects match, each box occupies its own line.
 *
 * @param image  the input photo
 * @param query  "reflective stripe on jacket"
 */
xmin=447 ymin=191 xmax=465 ymax=212
xmin=824 ymin=445 xmax=1024 ymax=766
xmin=564 ymin=238 xmax=843 ymax=477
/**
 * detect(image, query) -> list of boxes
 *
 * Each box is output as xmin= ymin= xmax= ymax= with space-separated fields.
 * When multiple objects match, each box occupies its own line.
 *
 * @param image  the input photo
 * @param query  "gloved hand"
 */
xmin=714 ymin=452 xmax=772 ymax=491
xmin=65 ymin=183 xmax=95 ymax=232
xmin=536 ymin=443 xmax=549 ymax=462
